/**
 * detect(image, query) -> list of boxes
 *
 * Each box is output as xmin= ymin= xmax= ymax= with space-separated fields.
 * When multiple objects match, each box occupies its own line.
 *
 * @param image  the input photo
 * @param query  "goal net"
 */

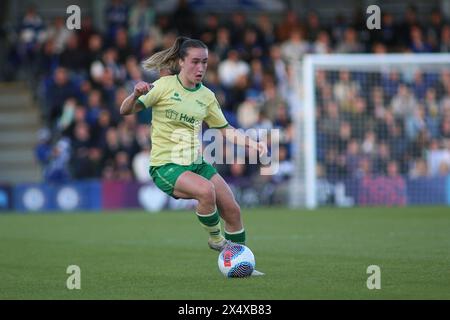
xmin=290 ymin=54 xmax=450 ymax=209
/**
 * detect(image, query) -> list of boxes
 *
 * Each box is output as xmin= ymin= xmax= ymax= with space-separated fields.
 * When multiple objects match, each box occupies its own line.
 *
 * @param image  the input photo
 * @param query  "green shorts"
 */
xmin=149 ymin=159 xmax=217 ymax=198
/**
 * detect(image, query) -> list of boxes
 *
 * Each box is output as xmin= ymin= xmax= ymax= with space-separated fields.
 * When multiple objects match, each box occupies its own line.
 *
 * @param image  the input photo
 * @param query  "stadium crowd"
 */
xmin=4 ymin=1 xmax=450 ymax=186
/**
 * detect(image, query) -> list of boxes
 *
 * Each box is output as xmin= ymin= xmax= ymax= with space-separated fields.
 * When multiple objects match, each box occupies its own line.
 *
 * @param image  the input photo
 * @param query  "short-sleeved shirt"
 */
xmin=137 ymin=75 xmax=228 ymax=166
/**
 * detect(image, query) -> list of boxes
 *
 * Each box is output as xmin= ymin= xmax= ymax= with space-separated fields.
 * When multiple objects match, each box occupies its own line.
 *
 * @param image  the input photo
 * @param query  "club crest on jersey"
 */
xmin=170 ymin=92 xmax=182 ymax=101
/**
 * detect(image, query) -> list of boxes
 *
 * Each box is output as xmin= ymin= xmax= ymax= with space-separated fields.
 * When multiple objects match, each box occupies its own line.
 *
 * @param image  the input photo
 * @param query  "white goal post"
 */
xmin=289 ymin=53 xmax=450 ymax=209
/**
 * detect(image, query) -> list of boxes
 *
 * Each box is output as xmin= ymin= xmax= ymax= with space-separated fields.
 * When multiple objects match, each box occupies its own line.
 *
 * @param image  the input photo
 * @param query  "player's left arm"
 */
xmin=204 ymin=96 xmax=267 ymax=156
xmin=219 ymin=125 xmax=267 ymax=157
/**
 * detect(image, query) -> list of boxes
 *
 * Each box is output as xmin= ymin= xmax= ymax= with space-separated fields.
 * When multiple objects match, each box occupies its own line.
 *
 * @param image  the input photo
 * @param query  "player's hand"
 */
xmin=257 ymin=141 xmax=268 ymax=157
xmin=133 ymin=81 xmax=153 ymax=98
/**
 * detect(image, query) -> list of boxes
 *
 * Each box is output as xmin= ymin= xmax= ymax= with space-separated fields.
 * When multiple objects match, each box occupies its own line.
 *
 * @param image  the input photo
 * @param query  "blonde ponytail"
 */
xmin=142 ymin=36 xmax=188 ymax=73
xmin=142 ymin=36 xmax=208 ymax=74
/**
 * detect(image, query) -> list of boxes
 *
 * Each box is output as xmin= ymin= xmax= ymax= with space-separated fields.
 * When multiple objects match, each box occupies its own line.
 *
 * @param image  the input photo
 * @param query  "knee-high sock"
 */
xmin=196 ymin=209 xmax=224 ymax=243
xmin=224 ymin=228 xmax=246 ymax=245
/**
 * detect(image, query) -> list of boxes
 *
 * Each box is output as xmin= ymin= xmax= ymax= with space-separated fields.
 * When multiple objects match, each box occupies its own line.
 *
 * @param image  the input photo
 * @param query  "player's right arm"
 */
xmin=120 ymin=81 xmax=153 ymax=115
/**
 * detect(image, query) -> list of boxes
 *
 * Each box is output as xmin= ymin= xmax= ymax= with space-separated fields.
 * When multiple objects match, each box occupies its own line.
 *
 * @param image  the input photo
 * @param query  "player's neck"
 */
xmin=177 ymin=73 xmax=197 ymax=90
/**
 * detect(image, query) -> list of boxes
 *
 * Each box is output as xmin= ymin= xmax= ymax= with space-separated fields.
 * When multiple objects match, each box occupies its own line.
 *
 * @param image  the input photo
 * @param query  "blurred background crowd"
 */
xmin=1 ymin=0 xmax=450 ymax=188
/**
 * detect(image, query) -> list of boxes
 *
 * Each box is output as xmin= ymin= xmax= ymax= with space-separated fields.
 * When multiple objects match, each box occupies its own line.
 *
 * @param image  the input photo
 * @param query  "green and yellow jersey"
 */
xmin=137 ymin=75 xmax=228 ymax=166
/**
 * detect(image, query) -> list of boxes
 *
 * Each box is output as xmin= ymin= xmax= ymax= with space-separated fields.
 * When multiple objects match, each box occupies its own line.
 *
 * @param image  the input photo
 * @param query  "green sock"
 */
xmin=196 ymin=209 xmax=224 ymax=243
xmin=224 ymin=228 xmax=246 ymax=245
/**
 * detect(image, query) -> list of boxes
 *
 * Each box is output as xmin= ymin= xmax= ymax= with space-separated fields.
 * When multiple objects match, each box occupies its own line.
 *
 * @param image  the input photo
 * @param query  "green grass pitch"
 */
xmin=0 ymin=207 xmax=449 ymax=299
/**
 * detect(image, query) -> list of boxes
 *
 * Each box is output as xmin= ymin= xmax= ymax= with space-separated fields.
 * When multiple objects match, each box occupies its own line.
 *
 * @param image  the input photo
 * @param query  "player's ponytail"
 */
xmin=142 ymin=36 xmax=207 ymax=74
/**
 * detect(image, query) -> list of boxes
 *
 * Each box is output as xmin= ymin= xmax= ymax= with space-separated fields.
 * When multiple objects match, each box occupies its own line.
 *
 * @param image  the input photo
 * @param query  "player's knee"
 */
xmin=196 ymin=181 xmax=216 ymax=205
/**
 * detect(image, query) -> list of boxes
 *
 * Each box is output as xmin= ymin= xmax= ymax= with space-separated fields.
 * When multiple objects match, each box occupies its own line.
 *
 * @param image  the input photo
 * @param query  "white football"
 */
xmin=218 ymin=243 xmax=255 ymax=278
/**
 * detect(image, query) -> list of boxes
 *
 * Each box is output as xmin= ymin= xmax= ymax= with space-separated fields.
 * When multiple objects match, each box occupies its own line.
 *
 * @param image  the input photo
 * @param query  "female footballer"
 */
xmin=120 ymin=37 xmax=267 ymax=266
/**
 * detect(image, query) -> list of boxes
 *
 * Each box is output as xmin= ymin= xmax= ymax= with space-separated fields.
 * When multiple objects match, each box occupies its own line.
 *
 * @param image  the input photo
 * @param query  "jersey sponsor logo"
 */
xmin=165 ymin=109 xmax=200 ymax=126
xmin=180 ymin=113 xmax=199 ymax=125
xmin=166 ymin=109 xmax=179 ymax=120
xmin=195 ymin=99 xmax=207 ymax=107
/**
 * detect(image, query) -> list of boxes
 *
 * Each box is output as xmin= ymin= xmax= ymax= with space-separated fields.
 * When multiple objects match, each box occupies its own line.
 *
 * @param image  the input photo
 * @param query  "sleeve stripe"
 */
xmin=210 ymin=123 xmax=229 ymax=129
xmin=136 ymin=99 xmax=146 ymax=108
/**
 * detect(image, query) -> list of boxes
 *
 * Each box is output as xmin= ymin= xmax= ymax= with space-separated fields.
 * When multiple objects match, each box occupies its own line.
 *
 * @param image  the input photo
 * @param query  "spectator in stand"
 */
xmin=114 ymin=151 xmax=133 ymax=181
xmin=44 ymin=138 xmax=71 ymax=182
xmin=36 ymin=38 xmax=59 ymax=78
xmin=373 ymin=142 xmax=390 ymax=175
xmin=226 ymin=12 xmax=248 ymax=47
xmin=100 ymin=47 xmax=126 ymax=83
xmin=218 ymin=49 xmax=250 ymax=89
xmin=103 ymin=127 xmax=121 ymax=168
xmin=114 ymin=28 xmax=133 ymax=65
xmin=345 ymin=139 xmax=362 ymax=178
xmin=91 ymin=109 xmax=113 ymax=148
xmin=387 ymin=160 xmax=401 ymax=178
xmin=440 ymin=116 xmax=450 ymax=138
xmin=259 ymin=76 xmax=286 ymax=123
xmin=256 ymin=14 xmax=276 ymax=50
xmin=305 ymin=11 xmax=322 ymax=42
xmin=320 ymin=101 xmax=341 ymax=139
xmin=335 ymin=27 xmax=364 ymax=53
xmin=312 ymin=30 xmax=332 ymax=54
xmin=439 ymin=25 xmax=450 ymax=52
xmin=397 ymin=5 xmax=420 ymax=49
xmin=266 ymin=45 xmax=288 ymax=92
xmin=85 ymin=34 xmax=104 ymax=75
xmin=276 ymin=11 xmax=303 ymax=42
xmin=104 ymin=0 xmax=129 ymax=45
xmin=345 ymin=96 xmax=373 ymax=140
xmin=132 ymin=142 xmax=152 ymax=183
xmin=410 ymin=26 xmax=432 ymax=53
xmin=128 ymin=0 xmax=156 ymax=50
xmin=426 ymin=9 xmax=444 ymax=52
xmin=57 ymin=98 xmax=77 ymax=132
xmin=247 ymin=59 xmax=264 ymax=92
xmin=391 ymin=84 xmax=418 ymax=120
xmin=427 ymin=139 xmax=450 ymax=176
xmin=85 ymin=90 xmax=103 ymax=126
xmin=77 ymin=16 xmax=97 ymax=51
xmin=213 ymin=27 xmax=231 ymax=61
xmin=333 ymin=70 xmax=361 ymax=111
xmin=405 ymin=105 xmax=427 ymax=141
xmin=382 ymin=70 xmax=401 ymax=100
xmin=45 ymin=67 xmax=79 ymax=125
xmin=71 ymin=122 xmax=93 ymax=179
xmin=280 ymin=28 xmax=309 ymax=62
xmin=201 ymin=14 xmax=220 ymax=48
xmin=12 ymin=4 xmax=45 ymax=73
xmin=59 ymin=33 xmax=87 ymax=73
xmin=336 ymin=121 xmax=352 ymax=154
xmin=409 ymin=158 xmax=429 ymax=178
xmin=424 ymin=88 xmax=441 ymax=138
xmin=370 ymin=12 xmax=397 ymax=49
xmin=34 ymin=128 xmax=52 ymax=170
xmin=438 ymin=161 xmax=450 ymax=176
xmin=271 ymin=144 xmax=294 ymax=183
xmin=236 ymin=28 xmax=264 ymax=63
xmin=361 ymin=131 xmax=377 ymax=157
xmin=44 ymin=16 xmax=73 ymax=54
xmin=356 ymin=157 xmax=372 ymax=179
